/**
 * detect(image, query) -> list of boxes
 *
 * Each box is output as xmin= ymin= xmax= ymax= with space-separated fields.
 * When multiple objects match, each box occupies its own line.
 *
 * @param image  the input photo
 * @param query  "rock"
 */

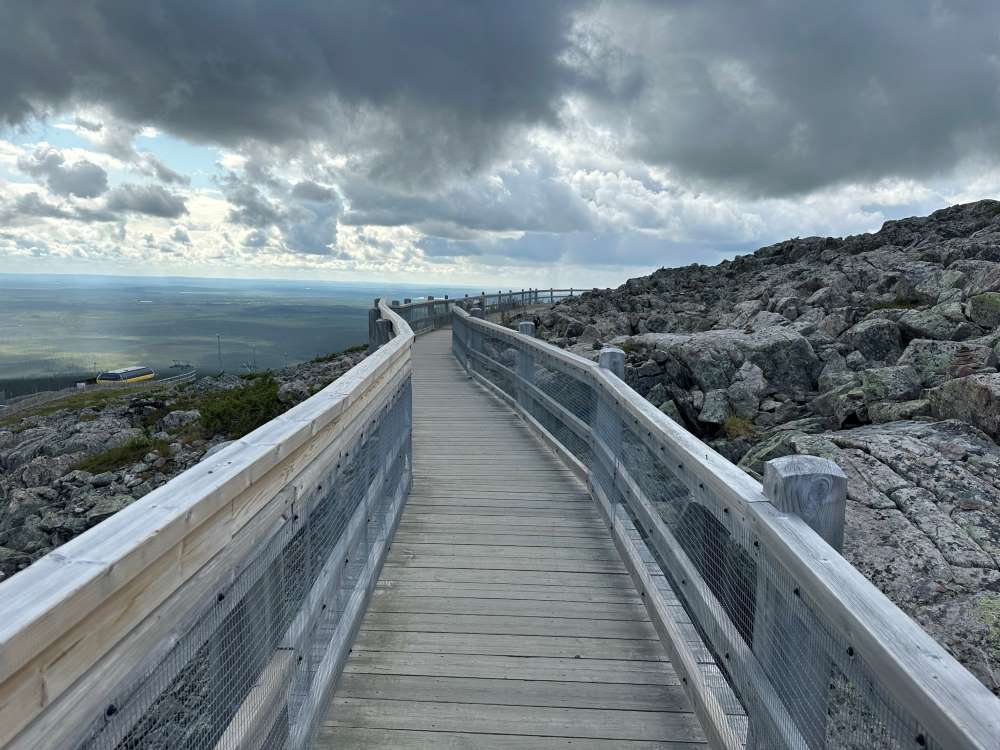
xmin=967 ymin=292 xmax=1000 ymax=329
xmin=896 ymin=308 xmax=958 ymax=340
xmin=90 ymin=471 xmax=115 ymax=488
xmin=658 ymin=400 xmax=682 ymax=423
xmin=809 ymin=381 xmax=867 ymax=427
xmin=131 ymin=481 xmax=153 ymax=499
xmin=867 ymin=399 xmax=931 ymax=423
xmin=839 ymin=318 xmax=902 ymax=363
xmin=898 ymin=339 xmax=997 ymax=386
xmin=632 ymin=326 xmax=819 ymax=392
xmin=860 ymin=366 xmax=922 ymax=403
xmin=727 ymin=362 xmax=768 ymax=418
xmin=202 ymin=440 xmax=236 ymax=460
xmin=61 ymin=469 xmax=93 ymax=485
xmin=277 ymin=381 xmax=310 ymax=405
xmin=698 ymin=390 xmax=731 ymax=425
xmin=162 ymin=409 xmax=200 ymax=431
xmin=928 ymin=373 xmax=1000 ymax=439
xmin=85 ymin=494 xmax=133 ymax=523
xmin=578 ymin=324 xmax=601 ymax=344
xmin=845 ymin=350 xmax=867 ymax=370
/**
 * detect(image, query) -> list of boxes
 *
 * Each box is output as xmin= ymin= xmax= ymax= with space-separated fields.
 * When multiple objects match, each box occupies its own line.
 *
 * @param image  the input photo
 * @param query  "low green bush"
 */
xmin=198 ymin=374 xmax=284 ymax=438
xmin=77 ymin=434 xmax=171 ymax=473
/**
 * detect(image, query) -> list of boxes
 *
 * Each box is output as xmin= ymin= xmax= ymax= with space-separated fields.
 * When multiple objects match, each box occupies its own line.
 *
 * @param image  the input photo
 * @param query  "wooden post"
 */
xmin=749 ymin=455 xmax=848 ymax=750
xmin=764 ymin=455 xmax=847 ymax=551
xmin=598 ymin=346 xmax=625 ymax=379
xmin=375 ymin=319 xmax=393 ymax=347
xmin=367 ymin=298 xmax=381 ymax=352
xmin=403 ymin=298 xmax=412 ymax=304
xmin=390 ymin=300 xmax=400 ymax=307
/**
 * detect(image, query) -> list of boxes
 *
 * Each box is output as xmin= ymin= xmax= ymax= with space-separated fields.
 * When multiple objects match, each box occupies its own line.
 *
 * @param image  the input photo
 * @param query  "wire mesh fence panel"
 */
xmin=72 ymin=379 xmax=412 ymax=750
xmin=452 ymin=309 xmax=985 ymax=750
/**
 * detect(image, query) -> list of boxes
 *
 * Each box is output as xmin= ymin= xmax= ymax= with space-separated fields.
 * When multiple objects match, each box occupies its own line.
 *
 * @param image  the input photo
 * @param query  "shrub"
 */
xmin=77 ymin=434 xmax=171 ymax=473
xmin=198 ymin=374 xmax=284 ymax=438
xmin=723 ymin=415 xmax=754 ymax=439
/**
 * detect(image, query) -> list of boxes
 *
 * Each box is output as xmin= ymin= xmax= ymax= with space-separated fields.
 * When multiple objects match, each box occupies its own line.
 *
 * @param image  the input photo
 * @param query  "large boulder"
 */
xmin=967 ymin=292 xmax=1000 ymax=329
xmin=631 ymin=326 xmax=819 ymax=392
xmin=859 ymin=365 xmax=922 ymax=403
xmin=698 ymin=390 xmax=732 ymax=425
xmin=928 ymin=373 xmax=1000 ymax=439
xmin=897 ymin=339 xmax=997 ymax=386
xmin=838 ymin=318 xmax=902 ymax=363
xmin=161 ymin=409 xmax=201 ymax=431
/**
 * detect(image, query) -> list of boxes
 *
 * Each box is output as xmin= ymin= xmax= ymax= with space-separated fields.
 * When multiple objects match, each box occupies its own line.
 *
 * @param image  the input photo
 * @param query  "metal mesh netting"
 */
xmin=74 ymin=379 xmax=412 ymax=750
xmin=391 ymin=289 xmax=579 ymax=336
xmin=454 ymin=311 xmax=943 ymax=750
xmin=393 ymin=300 xmax=453 ymax=334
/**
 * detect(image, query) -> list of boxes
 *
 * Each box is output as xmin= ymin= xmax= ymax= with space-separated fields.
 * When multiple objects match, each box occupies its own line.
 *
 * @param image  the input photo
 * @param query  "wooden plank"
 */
xmin=385 ymin=555 xmax=626 ymax=575
xmin=388 ymin=543 xmax=619 ymax=560
xmin=379 ymin=566 xmax=630 ymax=587
xmin=314 ymin=726 xmax=707 ymax=749
xmin=398 ymin=512 xmax=604 ymax=528
xmin=359 ymin=612 xmax=658 ymax=640
xmin=353 ymin=629 xmax=669 ymax=661
xmin=367 ymin=596 xmax=647 ymax=621
xmin=342 ymin=651 xmax=679 ymax=684
xmin=373 ymin=581 xmax=643 ymax=604
xmin=323 ymin=698 xmax=706 ymax=742
xmin=390 ymin=532 xmax=616 ymax=549
xmin=335 ymin=673 xmax=692 ymax=713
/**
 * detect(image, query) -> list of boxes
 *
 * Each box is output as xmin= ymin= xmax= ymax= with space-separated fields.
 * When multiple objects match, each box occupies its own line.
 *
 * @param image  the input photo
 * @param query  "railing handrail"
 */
xmin=0 ymin=304 xmax=414 ymax=749
xmin=453 ymin=305 xmax=1000 ymax=750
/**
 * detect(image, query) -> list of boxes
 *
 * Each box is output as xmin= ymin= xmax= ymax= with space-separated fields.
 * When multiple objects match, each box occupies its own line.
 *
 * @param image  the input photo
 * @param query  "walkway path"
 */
xmin=313 ymin=328 xmax=707 ymax=748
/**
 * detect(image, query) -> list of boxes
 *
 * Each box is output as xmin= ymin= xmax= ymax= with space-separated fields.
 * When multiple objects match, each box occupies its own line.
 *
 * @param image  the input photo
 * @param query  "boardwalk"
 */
xmin=314 ymin=329 xmax=707 ymax=748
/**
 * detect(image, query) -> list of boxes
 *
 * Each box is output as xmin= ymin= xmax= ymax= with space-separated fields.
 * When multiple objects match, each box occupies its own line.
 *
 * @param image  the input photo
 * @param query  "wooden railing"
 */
xmin=0 ymin=301 xmax=414 ymax=750
xmin=452 ymin=305 xmax=1000 ymax=750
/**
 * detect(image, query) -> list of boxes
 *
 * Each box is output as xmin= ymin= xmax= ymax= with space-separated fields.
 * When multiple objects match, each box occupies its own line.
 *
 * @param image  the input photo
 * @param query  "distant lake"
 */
xmin=0 ymin=273 xmax=474 ymax=396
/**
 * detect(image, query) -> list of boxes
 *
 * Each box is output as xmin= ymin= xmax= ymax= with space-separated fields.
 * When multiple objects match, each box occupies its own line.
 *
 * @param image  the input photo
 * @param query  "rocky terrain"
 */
xmin=534 ymin=199 xmax=1000 ymax=694
xmin=0 ymin=347 xmax=366 ymax=581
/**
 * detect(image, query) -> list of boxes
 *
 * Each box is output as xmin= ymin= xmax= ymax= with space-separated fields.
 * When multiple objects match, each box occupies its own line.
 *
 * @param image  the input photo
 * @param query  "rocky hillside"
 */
xmin=535 ymin=199 xmax=1000 ymax=694
xmin=0 ymin=346 xmax=366 ymax=581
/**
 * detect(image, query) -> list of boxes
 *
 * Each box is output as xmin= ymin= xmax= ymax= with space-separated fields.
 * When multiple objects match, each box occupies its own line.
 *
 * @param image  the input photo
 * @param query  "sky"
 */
xmin=1 ymin=1 xmax=999 ymax=288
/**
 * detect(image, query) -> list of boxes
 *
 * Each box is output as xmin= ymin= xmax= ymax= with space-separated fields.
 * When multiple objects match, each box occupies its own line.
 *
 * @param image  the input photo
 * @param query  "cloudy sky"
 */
xmin=1 ymin=1 xmax=999 ymax=287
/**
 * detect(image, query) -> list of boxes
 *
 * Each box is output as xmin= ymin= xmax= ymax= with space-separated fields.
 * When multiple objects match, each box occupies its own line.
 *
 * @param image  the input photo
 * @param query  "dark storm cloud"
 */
xmin=2 ymin=0 xmax=999 ymax=215
xmin=17 ymin=146 xmax=108 ymax=197
xmin=580 ymin=1 xmax=1000 ymax=195
xmin=0 ymin=0 xmax=585 ymax=185
xmin=105 ymin=184 xmax=188 ymax=218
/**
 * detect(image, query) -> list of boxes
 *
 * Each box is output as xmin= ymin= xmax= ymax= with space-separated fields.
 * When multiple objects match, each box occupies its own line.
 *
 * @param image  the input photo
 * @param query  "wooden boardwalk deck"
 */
xmin=314 ymin=328 xmax=707 ymax=748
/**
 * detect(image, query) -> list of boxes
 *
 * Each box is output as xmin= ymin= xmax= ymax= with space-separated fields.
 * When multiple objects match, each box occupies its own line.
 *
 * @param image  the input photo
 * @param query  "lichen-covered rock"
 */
xmin=967 ymin=292 xmax=1000 ymax=329
xmin=839 ymin=318 xmax=902 ymax=363
xmin=928 ymin=373 xmax=1000 ymax=439
xmin=161 ymin=409 xmax=200 ymax=430
xmin=698 ymin=390 xmax=731 ymax=424
xmin=867 ymin=398 xmax=931 ymax=423
xmin=898 ymin=339 xmax=997 ymax=386
xmin=860 ymin=365 xmax=922 ymax=402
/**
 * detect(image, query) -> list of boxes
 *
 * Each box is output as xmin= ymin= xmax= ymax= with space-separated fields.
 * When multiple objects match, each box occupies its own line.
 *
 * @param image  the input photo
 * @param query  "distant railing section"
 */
xmin=0 ymin=302 xmax=414 ymax=750
xmin=373 ymin=288 xmax=582 ymax=340
xmin=452 ymin=305 xmax=1000 ymax=750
